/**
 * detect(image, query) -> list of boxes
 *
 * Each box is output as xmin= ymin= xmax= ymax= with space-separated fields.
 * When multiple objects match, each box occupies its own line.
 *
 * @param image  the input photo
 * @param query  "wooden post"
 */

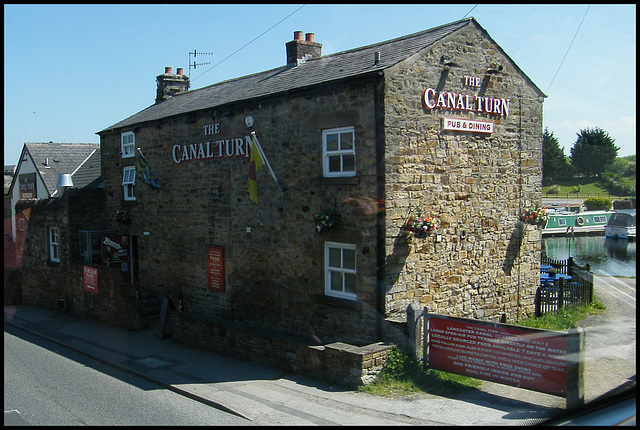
xmin=558 ymin=278 xmax=564 ymax=310
xmin=535 ymin=287 xmax=541 ymax=317
xmin=566 ymin=326 xmax=585 ymax=409
xmin=407 ymin=302 xmax=422 ymax=361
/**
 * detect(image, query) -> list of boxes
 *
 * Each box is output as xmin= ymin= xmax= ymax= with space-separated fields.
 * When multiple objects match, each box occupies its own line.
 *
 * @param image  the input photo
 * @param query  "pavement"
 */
xmin=3 ymin=276 xmax=635 ymax=426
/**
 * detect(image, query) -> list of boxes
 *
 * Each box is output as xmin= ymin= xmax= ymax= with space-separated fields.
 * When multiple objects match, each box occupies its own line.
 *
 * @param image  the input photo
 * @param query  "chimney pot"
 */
xmin=165 ymin=66 xmax=172 ymax=74
xmin=293 ymin=31 xmax=303 ymax=40
xmin=177 ymin=68 xmax=183 ymax=75
xmin=305 ymin=33 xmax=314 ymax=42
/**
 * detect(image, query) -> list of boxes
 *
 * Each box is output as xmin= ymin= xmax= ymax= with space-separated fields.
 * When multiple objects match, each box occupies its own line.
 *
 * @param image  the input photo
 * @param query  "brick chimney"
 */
xmin=286 ymin=31 xmax=322 ymax=66
xmin=155 ymin=66 xmax=190 ymax=103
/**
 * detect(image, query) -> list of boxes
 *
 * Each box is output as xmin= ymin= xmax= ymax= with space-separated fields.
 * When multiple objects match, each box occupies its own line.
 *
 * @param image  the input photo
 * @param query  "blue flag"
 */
xmin=137 ymin=149 xmax=162 ymax=191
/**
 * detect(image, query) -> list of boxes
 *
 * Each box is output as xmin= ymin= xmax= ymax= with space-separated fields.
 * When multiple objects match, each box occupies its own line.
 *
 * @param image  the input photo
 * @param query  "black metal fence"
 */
xmin=536 ymin=257 xmax=594 ymax=317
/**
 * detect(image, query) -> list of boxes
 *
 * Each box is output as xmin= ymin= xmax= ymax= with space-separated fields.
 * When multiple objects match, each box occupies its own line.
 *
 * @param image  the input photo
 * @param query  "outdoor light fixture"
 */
xmin=54 ymin=173 xmax=74 ymax=197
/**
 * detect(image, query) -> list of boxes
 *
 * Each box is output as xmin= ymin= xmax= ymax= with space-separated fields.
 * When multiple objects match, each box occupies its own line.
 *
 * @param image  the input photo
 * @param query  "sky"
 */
xmin=3 ymin=4 xmax=636 ymax=166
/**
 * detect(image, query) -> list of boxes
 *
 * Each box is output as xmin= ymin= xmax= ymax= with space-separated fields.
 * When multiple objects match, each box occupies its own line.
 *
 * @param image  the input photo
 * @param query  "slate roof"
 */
xmin=98 ymin=19 xmax=510 ymax=133
xmin=100 ymin=18 xmax=544 ymax=134
xmin=70 ymin=148 xmax=103 ymax=189
xmin=19 ymin=142 xmax=100 ymax=197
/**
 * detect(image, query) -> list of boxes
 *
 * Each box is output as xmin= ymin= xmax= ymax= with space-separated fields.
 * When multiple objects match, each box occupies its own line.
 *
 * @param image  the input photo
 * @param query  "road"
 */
xmin=4 ymin=326 xmax=252 ymax=426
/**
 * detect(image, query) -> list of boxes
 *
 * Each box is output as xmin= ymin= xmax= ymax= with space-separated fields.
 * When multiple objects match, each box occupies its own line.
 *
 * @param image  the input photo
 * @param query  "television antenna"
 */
xmin=188 ymin=50 xmax=213 ymax=81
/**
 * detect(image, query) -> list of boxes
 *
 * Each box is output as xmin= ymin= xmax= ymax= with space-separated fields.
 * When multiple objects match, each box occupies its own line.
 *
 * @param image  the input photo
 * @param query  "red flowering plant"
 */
xmin=521 ymin=207 xmax=549 ymax=227
xmin=404 ymin=212 xmax=437 ymax=239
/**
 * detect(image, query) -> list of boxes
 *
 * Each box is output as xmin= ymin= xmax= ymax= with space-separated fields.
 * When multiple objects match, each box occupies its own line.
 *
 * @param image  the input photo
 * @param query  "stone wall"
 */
xmin=12 ymin=189 xmax=142 ymax=328
xmin=99 ymin=79 xmax=383 ymax=346
xmin=380 ymin=23 xmax=544 ymax=323
xmin=172 ymin=311 xmax=394 ymax=388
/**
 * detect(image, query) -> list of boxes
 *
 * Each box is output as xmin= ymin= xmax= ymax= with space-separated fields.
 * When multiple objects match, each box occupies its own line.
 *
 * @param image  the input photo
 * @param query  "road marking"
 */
xmin=597 ymin=279 xmax=636 ymax=309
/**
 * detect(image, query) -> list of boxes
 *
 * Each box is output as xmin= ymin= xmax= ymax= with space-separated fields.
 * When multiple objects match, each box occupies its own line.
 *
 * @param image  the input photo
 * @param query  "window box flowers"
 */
xmin=521 ymin=207 xmax=549 ymax=227
xmin=313 ymin=210 xmax=341 ymax=234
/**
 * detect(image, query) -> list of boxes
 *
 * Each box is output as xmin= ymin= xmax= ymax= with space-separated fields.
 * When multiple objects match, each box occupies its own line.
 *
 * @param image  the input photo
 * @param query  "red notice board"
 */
xmin=207 ymin=246 xmax=225 ymax=291
xmin=426 ymin=314 xmax=569 ymax=396
xmin=83 ymin=266 xmax=99 ymax=294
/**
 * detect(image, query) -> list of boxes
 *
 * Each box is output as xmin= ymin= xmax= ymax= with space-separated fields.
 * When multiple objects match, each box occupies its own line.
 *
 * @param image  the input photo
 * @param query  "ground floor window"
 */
xmin=324 ymin=241 xmax=357 ymax=300
xmin=49 ymin=227 xmax=59 ymax=262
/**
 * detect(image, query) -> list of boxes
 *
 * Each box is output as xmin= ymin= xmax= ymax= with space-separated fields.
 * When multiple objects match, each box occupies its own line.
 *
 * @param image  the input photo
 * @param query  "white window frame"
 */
xmin=49 ymin=227 xmax=60 ymax=263
xmin=122 ymin=166 xmax=136 ymax=201
xmin=557 ymin=218 xmax=567 ymax=226
xmin=322 ymin=126 xmax=356 ymax=177
xmin=121 ymin=131 xmax=135 ymax=158
xmin=324 ymin=241 xmax=357 ymax=300
xmin=594 ymin=216 xmax=607 ymax=224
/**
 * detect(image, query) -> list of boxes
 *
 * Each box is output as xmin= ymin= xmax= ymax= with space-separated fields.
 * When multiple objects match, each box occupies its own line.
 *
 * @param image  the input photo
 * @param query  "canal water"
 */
xmin=542 ymin=235 xmax=636 ymax=278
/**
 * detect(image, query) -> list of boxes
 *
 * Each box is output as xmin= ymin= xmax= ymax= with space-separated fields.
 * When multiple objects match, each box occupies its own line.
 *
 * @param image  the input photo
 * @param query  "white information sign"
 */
xmin=443 ymin=117 xmax=494 ymax=134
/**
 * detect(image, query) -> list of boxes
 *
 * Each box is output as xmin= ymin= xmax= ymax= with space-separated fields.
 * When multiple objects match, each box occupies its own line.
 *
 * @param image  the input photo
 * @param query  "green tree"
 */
xmin=570 ymin=127 xmax=619 ymax=178
xmin=542 ymin=128 xmax=571 ymax=185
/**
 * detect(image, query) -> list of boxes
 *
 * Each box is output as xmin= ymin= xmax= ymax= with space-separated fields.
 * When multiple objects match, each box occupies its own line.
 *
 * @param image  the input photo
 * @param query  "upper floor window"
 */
xmin=122 ymin=166 xmax=136 ymax=201
xmin=324 ymin=241 xmax=357 ymax=300
xmin=323 ymin=127 xmax=355 ymax=177
xmin=121 ymin=131 xmax=135 ymax=158
xmin=49 ymin=227 xmax=60 ymax=263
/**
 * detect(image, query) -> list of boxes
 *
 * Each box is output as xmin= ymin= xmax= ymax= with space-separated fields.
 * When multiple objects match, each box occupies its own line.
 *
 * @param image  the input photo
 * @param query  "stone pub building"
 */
xmin=95 ymin=18 xmax=545 ymax=381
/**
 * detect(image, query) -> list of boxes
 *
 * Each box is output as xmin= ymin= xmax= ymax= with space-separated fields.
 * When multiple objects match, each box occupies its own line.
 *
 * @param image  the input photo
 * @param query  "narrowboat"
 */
xmin=604 ymin=209 xmax=636 ymax=240
xmin=542 ymin=206 xmax=613 ymax=236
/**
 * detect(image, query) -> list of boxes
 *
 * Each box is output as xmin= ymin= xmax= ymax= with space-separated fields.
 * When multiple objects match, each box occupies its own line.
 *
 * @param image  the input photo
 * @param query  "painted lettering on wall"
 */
xmin=172 ymin=135 xmax=253 ymax=164
xmin=422 ymin=87 xmax=510 ymax=118
xmin=203 ymin=123 xmax=220 ymax=135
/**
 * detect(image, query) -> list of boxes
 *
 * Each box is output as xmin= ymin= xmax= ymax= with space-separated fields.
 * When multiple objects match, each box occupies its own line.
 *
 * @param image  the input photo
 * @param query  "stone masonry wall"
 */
xmin=14 ymin=189 xmax=139 ymax=328
xmin=100 ymin=79 xmax=383 ymax=346
xmin=380 ymin=22 xmax=544 ymax=323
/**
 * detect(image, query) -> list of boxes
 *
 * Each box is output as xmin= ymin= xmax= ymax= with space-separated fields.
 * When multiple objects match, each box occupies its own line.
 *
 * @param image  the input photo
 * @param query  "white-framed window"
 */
xmin=122 ymin=166 xmax=136 ymax=201
xmin=594 ymin=216 xmax=608 ymax=224
xmin=324 ymin=241 xmax=357 ymax=300
xmin=121 ymin=131 xmax=135 ymax=158
xmin=322 ymin=126 xmax=355 ymax=177
xmin=557 ymin=218 xmax=567 ymax=226
xmin=49 ymin=227 xmax=60 ymax=263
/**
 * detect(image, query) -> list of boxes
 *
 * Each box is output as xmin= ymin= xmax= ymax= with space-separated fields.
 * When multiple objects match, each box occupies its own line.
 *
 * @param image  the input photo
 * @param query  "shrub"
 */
xmin=547 ymin=185 xmax=561 ymax=195
xmin=583 ymin=196 xmax=612 ymax=211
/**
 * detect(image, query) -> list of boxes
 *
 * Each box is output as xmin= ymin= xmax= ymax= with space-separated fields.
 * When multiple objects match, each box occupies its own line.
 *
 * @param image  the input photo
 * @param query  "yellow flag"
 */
xmin=247 ymin=140 xmax=264 ymax=202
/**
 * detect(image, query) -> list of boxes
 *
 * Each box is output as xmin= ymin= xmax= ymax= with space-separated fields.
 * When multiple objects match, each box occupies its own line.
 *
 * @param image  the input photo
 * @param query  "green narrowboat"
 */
xmin=542 ymin=206 xmax=613 ymax=236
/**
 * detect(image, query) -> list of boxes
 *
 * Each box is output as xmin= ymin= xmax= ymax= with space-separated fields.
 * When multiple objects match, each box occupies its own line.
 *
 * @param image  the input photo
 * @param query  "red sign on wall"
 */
xmin=426 ymin=314 xmax=568 ymax=396
xmin=83 ymin=266 xmax=99 ymax=294
xmin=207 ymin=246 xmax=225 ymax=291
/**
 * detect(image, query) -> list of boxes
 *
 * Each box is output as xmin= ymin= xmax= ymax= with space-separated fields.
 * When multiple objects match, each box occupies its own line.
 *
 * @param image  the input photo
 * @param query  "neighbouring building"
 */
xmin=4 ymin=142 xmax=102 ymax=269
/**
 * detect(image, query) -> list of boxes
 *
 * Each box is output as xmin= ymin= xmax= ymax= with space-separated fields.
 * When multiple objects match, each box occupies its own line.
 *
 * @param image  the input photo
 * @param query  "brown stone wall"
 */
xmin=380 ymin=24 xmax=544 ymax=323
xmin=172 ymin=311 xmax=394 ymax=388
xmin=14 ymin=189 xmax=139 ymax=327
xmin=100 ymin=80 xmax=382 ymax=346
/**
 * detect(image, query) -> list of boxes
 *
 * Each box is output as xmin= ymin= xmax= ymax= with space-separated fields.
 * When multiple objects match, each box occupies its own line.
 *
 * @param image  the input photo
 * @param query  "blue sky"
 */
xmin=3 ymin=4 xmax=636 ymax=165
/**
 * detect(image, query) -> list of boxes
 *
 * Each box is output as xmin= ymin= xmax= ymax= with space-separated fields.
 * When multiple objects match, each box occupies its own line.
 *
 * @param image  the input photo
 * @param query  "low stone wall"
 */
xmin=171 ymin=311 xmax=394 ymax=388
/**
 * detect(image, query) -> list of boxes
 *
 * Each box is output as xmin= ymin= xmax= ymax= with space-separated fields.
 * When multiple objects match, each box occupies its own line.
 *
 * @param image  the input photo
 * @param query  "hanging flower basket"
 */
xmin=312 ymin=210 xmax=342 ymax=234
xmin=521 ymin=207 xmax=548 ymax=227
xmin=113 ymin=209 xmax=132 ymax=224
xmin=403 ymin=212 xmax=437 ymax=239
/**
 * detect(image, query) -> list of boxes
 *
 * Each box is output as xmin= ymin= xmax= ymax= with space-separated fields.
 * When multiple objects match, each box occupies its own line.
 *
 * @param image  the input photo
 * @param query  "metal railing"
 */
xmin=536 ymin=257 xmax=594 ymax=317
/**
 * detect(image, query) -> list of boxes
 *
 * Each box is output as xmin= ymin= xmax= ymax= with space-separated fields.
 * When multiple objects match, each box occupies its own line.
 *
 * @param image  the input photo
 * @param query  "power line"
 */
xmin=546 ymin=4 xmax=590 ymax=94
xmin=191 ymin=4 xmax=306 ymax=84
xmin=461 ymin=4 xmax=478 ymax=19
